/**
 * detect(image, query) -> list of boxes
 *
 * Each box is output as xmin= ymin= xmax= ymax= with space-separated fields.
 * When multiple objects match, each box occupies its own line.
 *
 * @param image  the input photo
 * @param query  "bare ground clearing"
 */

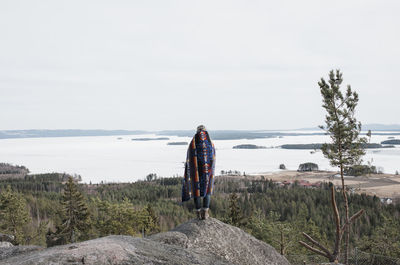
xmin=231 ymin=170 xmax=400 ymax=199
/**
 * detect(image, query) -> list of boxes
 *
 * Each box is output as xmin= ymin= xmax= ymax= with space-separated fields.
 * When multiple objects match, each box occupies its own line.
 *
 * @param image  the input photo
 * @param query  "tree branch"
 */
xmin=341 ymin=209 xmax=365 ymax=235
xmin=301 ymin=232 xmax=332 ymax=257
xmin=349 ymin=209 xmax=364 ymax=223
xmin=299 ymin=241 xmax=330 ymax=259
xmin=337 ymin=95 xmax=351 ymax=109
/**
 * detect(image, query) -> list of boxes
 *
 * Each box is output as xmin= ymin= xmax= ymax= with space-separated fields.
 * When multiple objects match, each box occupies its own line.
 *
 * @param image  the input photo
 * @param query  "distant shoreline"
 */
xmin=2 ymin=162 xmax=399 ymax=199
xmin=1 ymin=129 xmax=400 ymax=140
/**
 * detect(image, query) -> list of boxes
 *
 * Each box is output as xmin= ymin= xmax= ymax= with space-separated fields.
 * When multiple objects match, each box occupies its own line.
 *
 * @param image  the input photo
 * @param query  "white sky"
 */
xmin=1 ymin=0 xmax=399 ymax=130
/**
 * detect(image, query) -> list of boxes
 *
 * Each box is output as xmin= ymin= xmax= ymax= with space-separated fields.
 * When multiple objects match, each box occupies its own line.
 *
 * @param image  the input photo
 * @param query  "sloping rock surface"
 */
xmin=0 ymin=218 xmax=290 ymax=265
xmin=151 ymin=218 xmax=290 ymax=265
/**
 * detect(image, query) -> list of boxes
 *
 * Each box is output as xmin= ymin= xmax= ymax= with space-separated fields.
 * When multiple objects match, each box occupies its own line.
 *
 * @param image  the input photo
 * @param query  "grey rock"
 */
xmin=152 ymin=217 xmax=291 ymax=265
xmin=0 ymin=245 xmax=43 ymax=261
xmin=0 ymin=233 xmax=15 ymax=243
xmin=1 ymin=218 xmax=290 ymax=265
xmin=0 ymin=242 xmax=13 ymax=248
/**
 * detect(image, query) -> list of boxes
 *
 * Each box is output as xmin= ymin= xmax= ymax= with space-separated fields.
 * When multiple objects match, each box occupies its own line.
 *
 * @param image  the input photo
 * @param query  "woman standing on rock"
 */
xmin=182 ymin=125 xmax=216 ymax=220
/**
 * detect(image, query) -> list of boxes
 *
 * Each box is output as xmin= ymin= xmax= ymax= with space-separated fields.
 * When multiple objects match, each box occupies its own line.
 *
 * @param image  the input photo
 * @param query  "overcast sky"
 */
xmin=0 ymin=0 xmax=399 ymax=130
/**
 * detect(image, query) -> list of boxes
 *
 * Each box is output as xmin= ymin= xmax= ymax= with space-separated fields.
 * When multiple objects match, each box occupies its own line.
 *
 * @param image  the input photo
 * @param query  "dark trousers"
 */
xmin=194 ymin=194 xmax=211 ymax=210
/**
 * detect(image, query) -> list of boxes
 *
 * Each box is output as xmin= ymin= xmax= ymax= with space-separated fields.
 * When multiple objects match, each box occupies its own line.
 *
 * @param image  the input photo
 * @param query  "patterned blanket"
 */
xmin=182 ymin=130 xmax=216 ymax=202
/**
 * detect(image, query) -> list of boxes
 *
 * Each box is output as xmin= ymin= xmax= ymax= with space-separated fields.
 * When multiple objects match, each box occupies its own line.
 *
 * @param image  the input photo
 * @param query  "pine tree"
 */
xmin=228 ymin=193 xmax=240 ymax=226
xmin=264 ymin=211 xmax=294 ymax=256
xmin=143 ymin=204 xmax=160 ymax=234
xmin=56 ymin=177 xmax=90 ymax=244
xmin=96 ymin=197 xmax=142 ymax=236
xmin=0 ymin=186 xmax=30 ymax=244
xmin=300 ymin=70 xmax=366 ymax=264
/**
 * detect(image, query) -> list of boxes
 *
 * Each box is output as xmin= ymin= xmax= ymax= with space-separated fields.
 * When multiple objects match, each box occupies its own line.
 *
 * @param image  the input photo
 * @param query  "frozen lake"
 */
xmin=0 ymin=132 xmax=399 ymax=183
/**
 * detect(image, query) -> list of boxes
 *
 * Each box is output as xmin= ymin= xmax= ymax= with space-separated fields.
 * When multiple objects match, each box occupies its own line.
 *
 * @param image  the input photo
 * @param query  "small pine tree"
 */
xmin=56 ymin=177 xmax=90 ymax=244
xmin=0 ymin=186 xmax=31 ymax=245
xmin=143 ymin=204 xmax=160 ymax=234
xmin=300 ymin=70 xmax=366 ymax=264
xmin=96 ymin=198 xmax=138 ymax=236
xmin=228 ymin=193 xmax=240 ymax=226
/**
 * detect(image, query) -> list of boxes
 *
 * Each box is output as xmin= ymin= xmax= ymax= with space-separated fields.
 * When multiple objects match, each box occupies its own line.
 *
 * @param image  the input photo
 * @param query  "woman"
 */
xmin=182 ymin=125 xmax=216 ymax=220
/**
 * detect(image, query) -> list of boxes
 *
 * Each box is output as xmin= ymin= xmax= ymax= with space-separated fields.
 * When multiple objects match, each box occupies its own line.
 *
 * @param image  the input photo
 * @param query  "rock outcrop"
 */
xmin=0 ymin=242 xmax=13 ymax=248
xmin=0 ymin=245 xmax=43 ymax=261
xmin=151 ymin=218 xmax=290 ymax=265
xmin=0 ymin=233 xmax=15 ymax=243
xmin=0 ymin=218 xmax=290 ymax=265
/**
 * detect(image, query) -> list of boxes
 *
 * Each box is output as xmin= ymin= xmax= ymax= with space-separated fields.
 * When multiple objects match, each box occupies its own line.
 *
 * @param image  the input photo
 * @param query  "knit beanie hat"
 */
xmin=196 ymin=125 xmax=206 ymax=132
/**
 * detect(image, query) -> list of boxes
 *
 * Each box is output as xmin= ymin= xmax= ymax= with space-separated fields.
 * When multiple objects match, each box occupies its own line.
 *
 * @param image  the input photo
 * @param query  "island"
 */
xmin=381 ymin=139 xmax=400 ymax=145
xmin=281 ymin=144 xmax=323 ymax=150
xmin=298 ymin=162 xmax=319 ymax=172
xmin=167 ymin=142 xmax=188 ymax=145
xmin=233 ymin=144 xmax=267 ymax=149
xmin=131 ymin=137 xmax=169 ymax=141
xmin=280 ymin=143 xmax=394 ymax=149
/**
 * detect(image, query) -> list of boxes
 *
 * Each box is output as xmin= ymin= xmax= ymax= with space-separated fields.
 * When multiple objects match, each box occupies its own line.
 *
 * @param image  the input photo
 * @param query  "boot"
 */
xmin=196 ymin=209 xmax=201 ymax=220
xmin=201 ymin=208 xmax=209 ymax=220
